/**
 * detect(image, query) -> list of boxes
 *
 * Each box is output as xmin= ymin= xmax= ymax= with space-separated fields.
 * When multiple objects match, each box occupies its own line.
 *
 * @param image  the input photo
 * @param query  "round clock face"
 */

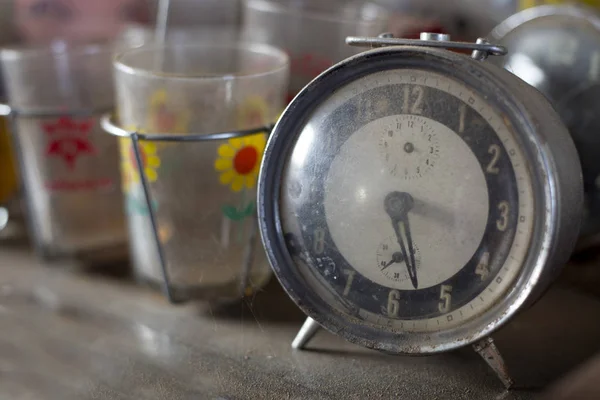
xmin=491 ymin=8 xmax=600 ymax=236
xmin=278 ymin=68 xmax=535 ymax=333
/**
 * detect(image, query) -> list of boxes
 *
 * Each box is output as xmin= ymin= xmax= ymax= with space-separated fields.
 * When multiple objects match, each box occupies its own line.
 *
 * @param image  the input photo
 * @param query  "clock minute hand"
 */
xmin=385 ymin=192 xmax=418 ymax=289
xmin=401 ymin=216 xmax=418 ymax=289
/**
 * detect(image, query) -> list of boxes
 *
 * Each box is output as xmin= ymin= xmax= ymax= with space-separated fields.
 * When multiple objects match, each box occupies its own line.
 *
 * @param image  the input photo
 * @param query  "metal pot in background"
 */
xmin=490 ymin=5 xmax=600 ymax=251
xmin=375 ymin=0 xmax=518 ymax=40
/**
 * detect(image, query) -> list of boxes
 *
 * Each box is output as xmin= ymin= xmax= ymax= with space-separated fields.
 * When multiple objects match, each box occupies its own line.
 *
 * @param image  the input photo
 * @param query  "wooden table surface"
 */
xmin=1 ymin=245 xmax=600 ymax=400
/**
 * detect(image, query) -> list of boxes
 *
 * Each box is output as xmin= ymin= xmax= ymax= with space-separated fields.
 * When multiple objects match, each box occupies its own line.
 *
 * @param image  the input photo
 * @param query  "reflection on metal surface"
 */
xmin=0 ymin=207 xmax=8 ymax=231
xmin=504 ymin=54 xmax=546 ymax=87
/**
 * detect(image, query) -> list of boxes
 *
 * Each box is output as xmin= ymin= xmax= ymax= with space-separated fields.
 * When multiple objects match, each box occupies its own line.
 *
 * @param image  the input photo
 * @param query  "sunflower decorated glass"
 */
xmin=107 ymin=43 xmax=289 ymax=302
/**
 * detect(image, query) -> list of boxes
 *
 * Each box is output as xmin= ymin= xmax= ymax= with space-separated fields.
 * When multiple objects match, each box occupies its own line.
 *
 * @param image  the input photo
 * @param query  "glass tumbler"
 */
xmin=0 ymin=43 xmax=127 ymax=261
xmin=109 ymin=43 xmax=289 ymax=302
xmin=242 ymin=0 xmax=389 ymax=101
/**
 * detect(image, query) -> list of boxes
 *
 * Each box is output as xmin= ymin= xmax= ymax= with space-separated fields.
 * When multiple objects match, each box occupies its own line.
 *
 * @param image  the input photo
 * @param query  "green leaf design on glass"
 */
xmin=127 ymin=194 xmax=158 ymax=216
xmin=222 ymin=204 xmax=242 ymax=221
xmin=222 ymin=201 xmax=255 ymax=221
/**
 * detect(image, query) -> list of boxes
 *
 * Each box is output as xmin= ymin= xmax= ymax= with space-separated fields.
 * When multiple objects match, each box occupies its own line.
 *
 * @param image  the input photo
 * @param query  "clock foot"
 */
xmin=292 ymin=317 xmax=321 ymax=350
xmin=473 ymin=337 xmax=514 ymax=389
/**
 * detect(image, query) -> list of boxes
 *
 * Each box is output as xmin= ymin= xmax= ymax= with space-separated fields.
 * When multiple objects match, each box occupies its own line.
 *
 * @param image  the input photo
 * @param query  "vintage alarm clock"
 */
xmin=491 ymin=5 xmax=600 ymax=248
xmin=257 ymin=33 xmax=583 ymax=387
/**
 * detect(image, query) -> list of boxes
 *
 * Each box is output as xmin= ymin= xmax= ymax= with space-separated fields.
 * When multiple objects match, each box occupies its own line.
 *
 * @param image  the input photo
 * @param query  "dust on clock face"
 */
xmin=279 ymin=68 xmax=535 ymax=333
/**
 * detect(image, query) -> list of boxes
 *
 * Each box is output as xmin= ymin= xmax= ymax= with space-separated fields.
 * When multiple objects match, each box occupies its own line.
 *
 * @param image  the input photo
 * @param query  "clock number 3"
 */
xmin=496 ymin=201 xmax=510 ymax=232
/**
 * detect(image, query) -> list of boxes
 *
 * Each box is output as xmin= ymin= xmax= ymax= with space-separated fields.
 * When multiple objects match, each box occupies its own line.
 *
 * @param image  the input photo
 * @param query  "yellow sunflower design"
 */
xmin=215 ymin=135 xmax=266 ymax=192
xmin=148 ymin=89 xmax=191 ymax=134
xmin=119 ymin=130 xmax=161 ymax=216
xmin=215 ymin=96 xmax=270 ymax=221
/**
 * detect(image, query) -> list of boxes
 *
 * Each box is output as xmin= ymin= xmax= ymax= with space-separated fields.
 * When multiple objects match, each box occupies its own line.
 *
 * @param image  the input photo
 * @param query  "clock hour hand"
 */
xmin=384 ymin=192 xmax=418 ymax=289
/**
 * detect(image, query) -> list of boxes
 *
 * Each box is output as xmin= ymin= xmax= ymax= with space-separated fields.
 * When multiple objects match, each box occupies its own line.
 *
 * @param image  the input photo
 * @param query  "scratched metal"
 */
xmin=0 ymin=248 xmax=600 ymax=399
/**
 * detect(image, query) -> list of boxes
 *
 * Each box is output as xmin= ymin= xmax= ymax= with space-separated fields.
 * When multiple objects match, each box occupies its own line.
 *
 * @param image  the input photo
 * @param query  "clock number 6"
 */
xmin=387 ymin=290 xmax=400 ymax=318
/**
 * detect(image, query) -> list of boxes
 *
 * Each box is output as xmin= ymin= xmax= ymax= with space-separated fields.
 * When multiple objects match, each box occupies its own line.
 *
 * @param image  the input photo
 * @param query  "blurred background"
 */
xmin=1 ymin=0 xmax=600 ymax=399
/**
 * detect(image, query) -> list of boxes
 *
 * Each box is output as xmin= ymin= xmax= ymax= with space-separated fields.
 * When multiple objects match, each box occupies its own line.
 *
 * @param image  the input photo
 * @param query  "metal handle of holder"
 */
xmin=101 ymin=113 xmax=274 ymax=142
xmin=346 ymin=35 xmax=507 ymax=58
xmin=101 ymin=112 xmax=274 ymax=303
xmin=0 ymin=103 xmax=10 ymax=117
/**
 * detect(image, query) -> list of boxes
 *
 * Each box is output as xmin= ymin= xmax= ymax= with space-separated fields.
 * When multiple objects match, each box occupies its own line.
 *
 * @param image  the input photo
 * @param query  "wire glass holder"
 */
xmin=101 ymin=113 xmax=274 ymax=303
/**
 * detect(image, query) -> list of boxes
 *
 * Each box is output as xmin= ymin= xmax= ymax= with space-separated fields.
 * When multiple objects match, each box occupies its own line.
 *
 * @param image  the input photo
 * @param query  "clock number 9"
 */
xmin=313 ymin=228 xmax=326 ymax=254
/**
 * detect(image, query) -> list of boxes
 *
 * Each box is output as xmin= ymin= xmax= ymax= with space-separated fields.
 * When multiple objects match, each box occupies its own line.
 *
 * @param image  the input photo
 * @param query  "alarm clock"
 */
xmin=257 ymin=33 xmax=583 ymax=387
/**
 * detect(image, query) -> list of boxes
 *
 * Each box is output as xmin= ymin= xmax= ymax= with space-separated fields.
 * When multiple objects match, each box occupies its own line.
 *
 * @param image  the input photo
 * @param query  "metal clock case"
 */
xmin=490 ymin=5 xmax=600 ymax=246
xmin=258 ymin=33 xmax=583 ymax=387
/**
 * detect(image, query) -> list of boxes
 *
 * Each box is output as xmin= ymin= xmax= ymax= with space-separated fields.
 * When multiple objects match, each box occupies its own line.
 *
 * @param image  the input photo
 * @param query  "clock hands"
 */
xmin=384 ymin=192 xmax=418 ymax=289
xmin=381 ymin=251 xmax=404 ymax=271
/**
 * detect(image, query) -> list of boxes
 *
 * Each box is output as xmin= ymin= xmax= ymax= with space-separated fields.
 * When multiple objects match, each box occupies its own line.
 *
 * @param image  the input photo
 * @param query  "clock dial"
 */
xmin=377 ymin=114 xmax=440 ymax=180
xmin=279 ymin=69 xmax=535 ymax=332
xmin=376 ymin=236 xmax=422 ymax=285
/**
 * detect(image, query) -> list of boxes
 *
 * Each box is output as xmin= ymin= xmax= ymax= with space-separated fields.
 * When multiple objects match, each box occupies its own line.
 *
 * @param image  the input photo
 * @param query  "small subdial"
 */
xmin=379 ymin=115 xmax=440 ymax=180
xmin=376 ymin=236 xmax=421 ymax=284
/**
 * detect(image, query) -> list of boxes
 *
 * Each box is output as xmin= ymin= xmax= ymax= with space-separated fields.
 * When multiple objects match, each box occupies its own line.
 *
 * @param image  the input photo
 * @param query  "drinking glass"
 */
xmin=242 ymin=0 xmax=389 ymax=101
xmin=0 ymin=42 xmax=127 ymax=261
xmin=107 ymin=43 xmax=289 ymax=302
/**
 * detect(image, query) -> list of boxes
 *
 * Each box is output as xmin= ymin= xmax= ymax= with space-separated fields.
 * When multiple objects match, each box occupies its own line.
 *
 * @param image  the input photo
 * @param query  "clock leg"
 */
xmin=473 ymin=337 xmax=514 ymax=389
xmin=292 ymin=317 xmax=321 ymax=349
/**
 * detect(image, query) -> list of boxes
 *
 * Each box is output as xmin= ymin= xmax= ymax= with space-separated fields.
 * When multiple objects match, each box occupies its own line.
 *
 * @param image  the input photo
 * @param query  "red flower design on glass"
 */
xmin=43 ymin=117 xmax=96 ymax=170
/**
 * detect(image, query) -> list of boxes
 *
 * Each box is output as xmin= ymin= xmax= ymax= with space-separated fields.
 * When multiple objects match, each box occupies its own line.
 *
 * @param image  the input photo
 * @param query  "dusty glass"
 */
xmin=242 ymin=0 xmax=389 ymax=100
xmin=113 ymin=43 xmax=289 ymax=301
xmin=0 ymin=43 xmax=127 ymax=260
